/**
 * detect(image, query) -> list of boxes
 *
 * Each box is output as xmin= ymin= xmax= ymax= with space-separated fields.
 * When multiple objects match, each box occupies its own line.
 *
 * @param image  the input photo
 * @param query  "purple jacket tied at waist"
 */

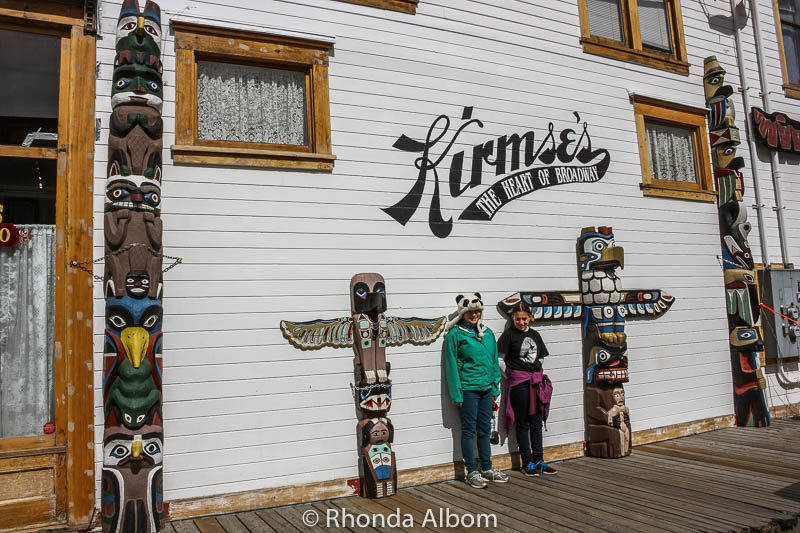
xmin=504 ymin=369 xmax=553 ymax=429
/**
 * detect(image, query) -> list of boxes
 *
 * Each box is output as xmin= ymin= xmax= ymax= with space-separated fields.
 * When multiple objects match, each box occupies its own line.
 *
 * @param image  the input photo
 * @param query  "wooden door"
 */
xmin=0 ymin=3 xmax=94 ymax=530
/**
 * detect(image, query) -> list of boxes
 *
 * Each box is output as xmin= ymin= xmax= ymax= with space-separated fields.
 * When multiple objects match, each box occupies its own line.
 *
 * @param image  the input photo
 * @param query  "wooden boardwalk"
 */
xmin=164 ymin=418 xmax=800 ymax=532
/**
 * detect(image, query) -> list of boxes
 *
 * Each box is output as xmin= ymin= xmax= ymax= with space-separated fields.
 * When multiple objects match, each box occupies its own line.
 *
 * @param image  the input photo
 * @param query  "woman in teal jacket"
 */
xmin=443 ymin=294 xmax=508 ymax=489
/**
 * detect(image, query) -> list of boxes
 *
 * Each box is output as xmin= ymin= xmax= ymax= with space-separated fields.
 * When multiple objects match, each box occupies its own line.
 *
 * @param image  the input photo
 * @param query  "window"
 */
xmin=775 ymin=0 xmax=800 ymax=98
xmin=333 ymin=0 xmax=418 ymax=14
xmin=632 ymin=95 xmax=715 ymax=202
xmin=578 ymin=0 xmax=689 ymax=75
xmin=172 ymin=23 xmax=335 ymax=170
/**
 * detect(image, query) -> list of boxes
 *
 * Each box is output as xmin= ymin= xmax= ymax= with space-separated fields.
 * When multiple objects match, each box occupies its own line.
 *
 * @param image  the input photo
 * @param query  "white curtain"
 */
xmin=197 ymin=60 xmax=307 ymax=146
xmin=638 ymin=0 xmax=672 ymax=52
xmin=0 ymin=225 xmax=56 ymax=438
xmin=646 ymin=122 xmax=698 ymax=184
xmin=587 ymin=0 xmax=624 ymax=42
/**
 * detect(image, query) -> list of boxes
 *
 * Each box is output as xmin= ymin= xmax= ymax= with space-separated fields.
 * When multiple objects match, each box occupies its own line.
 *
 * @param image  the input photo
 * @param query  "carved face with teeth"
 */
xmin=105 ymin=174 xmax=161 ymax=213
xmin=586 ymin=334 xmax=629 ymax=385
xmin=358 ymin=382 xmax=391 ymax=415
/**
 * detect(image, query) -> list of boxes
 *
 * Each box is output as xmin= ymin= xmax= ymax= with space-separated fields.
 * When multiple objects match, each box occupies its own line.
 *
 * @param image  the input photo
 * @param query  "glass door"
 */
xmin=0 ymin=25 xmax=66 ymax=529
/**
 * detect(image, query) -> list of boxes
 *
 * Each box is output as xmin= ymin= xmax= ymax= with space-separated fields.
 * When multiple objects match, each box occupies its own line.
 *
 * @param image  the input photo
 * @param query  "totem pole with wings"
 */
xmin=280 ymin=273 xmax=446 ymax=497
xmin=498 ymin=226 xmax=675 ymax=458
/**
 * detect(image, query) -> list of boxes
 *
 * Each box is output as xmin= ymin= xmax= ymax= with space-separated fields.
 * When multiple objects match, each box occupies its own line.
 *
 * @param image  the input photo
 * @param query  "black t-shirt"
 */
xmin=498 ymin=327 xmax=549 ymax=373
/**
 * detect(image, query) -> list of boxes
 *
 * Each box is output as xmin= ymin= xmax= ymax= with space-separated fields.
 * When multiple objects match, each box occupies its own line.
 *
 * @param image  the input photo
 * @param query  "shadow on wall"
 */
xmin=440 ymin=345 xmax=463 ymax=480
xmin=699 ymin=0 xmax=748 ymax=35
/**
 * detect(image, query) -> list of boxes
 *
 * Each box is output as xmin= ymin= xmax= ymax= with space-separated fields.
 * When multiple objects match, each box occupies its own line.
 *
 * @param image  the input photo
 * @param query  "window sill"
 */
xmin=783 ymin=84 xmax=800 ymax=100
xmin=171 ymin=144 xmax=335 ymax=171
xmin=581 ymin=38 xmax=689 ymax=76
xmin=333 ymin=0 xmax=418 ymax=13
xmin=640 ymin=183 xmax=716 ymax=202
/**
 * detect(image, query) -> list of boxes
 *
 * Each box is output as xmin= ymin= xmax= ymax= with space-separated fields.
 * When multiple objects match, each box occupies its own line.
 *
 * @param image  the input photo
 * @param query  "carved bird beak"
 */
xmin=599 ymin=246 xmax=625 ymax=270
xmin=121 ymin=327 xmax=149 ymax=368
xmin=136 ymin=16 xmax=145 ymax=36
xmin=131 ymin=439 xmax=143 ymax=460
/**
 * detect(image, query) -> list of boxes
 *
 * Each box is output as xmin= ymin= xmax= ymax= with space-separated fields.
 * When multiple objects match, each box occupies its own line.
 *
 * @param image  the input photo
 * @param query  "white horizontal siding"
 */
xmin=92 ymin=0 xmax=800 ymax=505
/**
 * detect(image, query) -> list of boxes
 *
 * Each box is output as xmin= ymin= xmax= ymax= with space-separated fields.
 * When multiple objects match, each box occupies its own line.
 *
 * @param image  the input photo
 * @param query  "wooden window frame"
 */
xmin=0 ymin=5 xmax=95 ymax=531
xmin=577 ymin=0 xmax=689 ymax=75
xmin=333 ymin=0 xmax=418 ymax=14
xmin=632 ymin=95 xmax=715 ymax=202
xmin=773 ymin=0 xmax=800 ymax=99
xmin=172 ymin=22 xmax=335 ymax=171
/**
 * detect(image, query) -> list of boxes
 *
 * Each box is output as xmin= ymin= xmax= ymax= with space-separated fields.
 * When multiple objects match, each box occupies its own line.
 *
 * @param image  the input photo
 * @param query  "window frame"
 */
xmin=773 ymin=0 xmax=800 ymax=99
xmin=172 ymin=22 xmax=335 ymax=170
xmin=577 ymin=0 xmax=689 ymax=75
xmin=632 ymin=95 xmax=715 ymax=202
xmin=333 ymin=0 xmax=418 ymax=14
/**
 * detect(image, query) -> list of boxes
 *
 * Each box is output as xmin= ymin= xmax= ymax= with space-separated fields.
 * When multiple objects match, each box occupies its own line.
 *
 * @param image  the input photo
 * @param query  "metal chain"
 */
xmin=70 ymin=243 xmax=182 ymax=281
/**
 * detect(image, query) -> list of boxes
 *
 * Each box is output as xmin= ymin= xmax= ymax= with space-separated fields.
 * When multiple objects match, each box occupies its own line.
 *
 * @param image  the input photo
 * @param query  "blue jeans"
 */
xmin=459 ymin=389 xmax=494 ymax=473
xmin=510 ymin=382 xmax=543 ymax=465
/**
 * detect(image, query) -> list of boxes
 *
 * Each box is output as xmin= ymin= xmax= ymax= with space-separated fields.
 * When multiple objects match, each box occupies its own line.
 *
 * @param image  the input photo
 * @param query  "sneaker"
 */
xmin=480 ymin=468 xmax=509 ymax=483
xmin=522 ymin=462 xmax=540 ymax=477
xmin=466 ymin=470 xmax=488 ymax=489
xmin=539 ymin=461 xmax=558 ymax=475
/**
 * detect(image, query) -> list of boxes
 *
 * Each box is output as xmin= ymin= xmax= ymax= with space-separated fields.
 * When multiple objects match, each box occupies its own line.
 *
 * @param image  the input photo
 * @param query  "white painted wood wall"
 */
xmin=92 ymin=0 xmax=800 ymax=504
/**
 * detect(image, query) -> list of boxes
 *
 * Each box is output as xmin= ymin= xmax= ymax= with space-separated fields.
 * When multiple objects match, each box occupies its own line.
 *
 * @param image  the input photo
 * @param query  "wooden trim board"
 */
xmin=167 ymin=412 xmax=745 ymax=520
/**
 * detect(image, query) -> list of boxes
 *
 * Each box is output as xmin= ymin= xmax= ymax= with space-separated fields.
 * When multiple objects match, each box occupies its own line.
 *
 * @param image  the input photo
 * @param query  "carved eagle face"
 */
xmin=578 ymin=226 xmax=624 ymax=272
xmin=350 ymin=273 xmax=387 ymax=315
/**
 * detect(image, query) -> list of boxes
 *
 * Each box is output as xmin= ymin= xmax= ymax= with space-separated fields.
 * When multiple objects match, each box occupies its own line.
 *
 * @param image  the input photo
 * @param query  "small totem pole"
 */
xmin=280 ymin=274 xmax=445 ymax=497
xmin=102 ymin=2 xmax=165 ymax=532
xmin=498 ymin=227 xmax=674 ymax=458
xmin=702 ymin=56 xmax=770 ymax=427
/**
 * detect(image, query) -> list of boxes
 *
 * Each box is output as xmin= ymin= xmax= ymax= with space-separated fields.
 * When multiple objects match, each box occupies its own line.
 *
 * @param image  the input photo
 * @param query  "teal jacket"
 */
xmin=443 ymin=323 xmax=501 ymax=403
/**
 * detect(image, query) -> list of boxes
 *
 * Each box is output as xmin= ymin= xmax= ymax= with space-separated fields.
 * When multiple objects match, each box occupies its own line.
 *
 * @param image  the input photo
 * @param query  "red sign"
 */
xmin=43 ymin=422 xmax=55 ymax=434
xmin=0 ymin=223 xmax=20 ymax=248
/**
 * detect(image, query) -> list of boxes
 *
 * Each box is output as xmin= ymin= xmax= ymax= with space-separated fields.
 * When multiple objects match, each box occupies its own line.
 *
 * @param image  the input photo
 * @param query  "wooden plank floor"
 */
xmin=165 ymin=418 xmax=800 ymax=533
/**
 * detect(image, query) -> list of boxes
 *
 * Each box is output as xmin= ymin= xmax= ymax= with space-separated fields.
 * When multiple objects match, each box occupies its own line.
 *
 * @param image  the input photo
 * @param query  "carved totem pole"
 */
xmin=703 ymin=56 xmax=770 ymax=427
xmin=498 ymin=227 xmax=674 ymax=458
xmin=280 ymin=274 xmax=445 ymax=497
xmin=102 ymin=2 xmax=165 ymax=532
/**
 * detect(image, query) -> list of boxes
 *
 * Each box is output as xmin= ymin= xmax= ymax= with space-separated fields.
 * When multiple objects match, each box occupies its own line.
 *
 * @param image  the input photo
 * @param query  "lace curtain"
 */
xmin=646 ymin=122 xmax=698 ymax=184
xmin=0 ymin=225 xmax=56 ymax=438
xmin=197 ymin=61 xmax=307 ymax=146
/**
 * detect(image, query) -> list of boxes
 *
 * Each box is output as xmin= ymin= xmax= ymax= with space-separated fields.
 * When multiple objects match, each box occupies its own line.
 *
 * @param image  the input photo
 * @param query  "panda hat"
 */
xmin=444 ymin=292 xmax=486 ymax=338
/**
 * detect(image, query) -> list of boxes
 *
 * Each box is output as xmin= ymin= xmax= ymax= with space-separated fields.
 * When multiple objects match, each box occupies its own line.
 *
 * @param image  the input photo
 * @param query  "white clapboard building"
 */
xmin=1 ymin=0 xmax=800 ymax=529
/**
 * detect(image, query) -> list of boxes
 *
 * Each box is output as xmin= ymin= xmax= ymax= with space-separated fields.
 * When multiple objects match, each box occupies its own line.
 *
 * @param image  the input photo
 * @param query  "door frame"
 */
xmin=0 ymin=1 xmax=94 ymax=529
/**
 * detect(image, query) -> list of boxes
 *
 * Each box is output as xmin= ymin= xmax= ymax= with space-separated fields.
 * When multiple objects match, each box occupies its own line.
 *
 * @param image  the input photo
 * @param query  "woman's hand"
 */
xmin=455 ymin=403 xmax=462 ymax=407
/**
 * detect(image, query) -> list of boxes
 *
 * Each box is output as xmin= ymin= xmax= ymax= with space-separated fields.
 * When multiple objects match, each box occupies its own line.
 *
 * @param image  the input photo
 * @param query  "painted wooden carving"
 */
xmin=280 ymin=274 xmax=445 ymax=497
xmin=703 ymin=56 xmax=770 ymax=427
xmin=103 ymin=2 xmax=165 ymax=532
xmin=498 ymin=226 xmax=674 ymax=458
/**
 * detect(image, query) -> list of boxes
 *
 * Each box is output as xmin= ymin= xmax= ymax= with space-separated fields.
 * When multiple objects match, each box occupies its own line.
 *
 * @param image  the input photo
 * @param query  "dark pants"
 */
xmin=510 ymin=382 xmax=543 ymax=466
xmin=459 ymin=389 xmax=494 ymax=473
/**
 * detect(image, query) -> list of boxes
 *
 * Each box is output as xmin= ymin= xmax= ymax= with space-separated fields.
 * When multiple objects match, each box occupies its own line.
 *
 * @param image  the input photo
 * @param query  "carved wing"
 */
xmin=498 ymin=291 xmax=584 ymax=322
xmin=385 ymin=316 xmax=447 ymax=346
xmin=619 ymin=290 xmax=675 ymax=317
xmin=279 ymin=316 xmax=353 ymax=350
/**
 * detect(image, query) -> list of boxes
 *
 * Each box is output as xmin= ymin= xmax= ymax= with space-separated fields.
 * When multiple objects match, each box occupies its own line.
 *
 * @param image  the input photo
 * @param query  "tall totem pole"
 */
xmin=102 ymin=2 xmax=165 ymax=531
xmin=498 ymin=227 xmax=674 ymax=458
xmin=702 ymin=56 xmax=770 ymax=427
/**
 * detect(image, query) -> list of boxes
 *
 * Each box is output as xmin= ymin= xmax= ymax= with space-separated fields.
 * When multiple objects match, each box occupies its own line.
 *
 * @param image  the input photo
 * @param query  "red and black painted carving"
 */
xmin=751 ymin=107 xmax=800 ymax=154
